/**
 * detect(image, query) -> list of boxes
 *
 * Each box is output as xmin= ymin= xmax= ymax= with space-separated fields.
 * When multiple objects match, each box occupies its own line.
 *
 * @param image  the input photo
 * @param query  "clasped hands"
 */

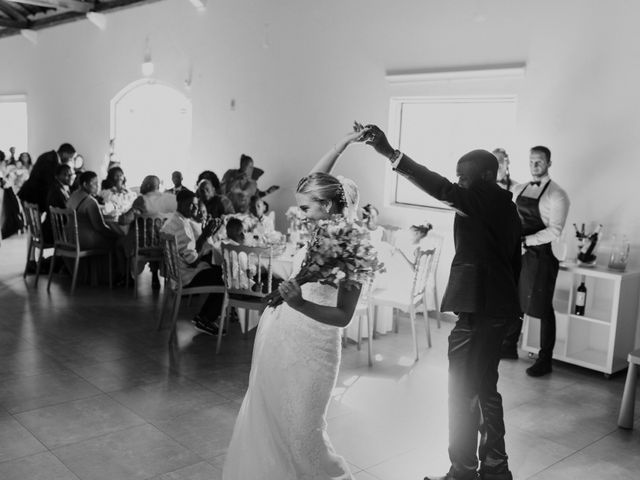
xmin=278 ymin=279 xmax=305 ymax=309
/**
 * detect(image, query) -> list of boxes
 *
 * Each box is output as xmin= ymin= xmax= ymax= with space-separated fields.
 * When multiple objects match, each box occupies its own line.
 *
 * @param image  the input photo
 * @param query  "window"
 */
xmin=386 ymin=67 xmax=524 ymax=210
xmin=111 ymin=80 xmax=192 ymax=188
xmin=0 ymin=95 xmax=28 ymax=155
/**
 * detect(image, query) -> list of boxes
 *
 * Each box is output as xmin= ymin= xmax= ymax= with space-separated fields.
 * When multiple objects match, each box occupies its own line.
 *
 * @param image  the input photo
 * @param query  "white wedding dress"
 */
xmin=222 ymin=247 xmax=353 ymax=480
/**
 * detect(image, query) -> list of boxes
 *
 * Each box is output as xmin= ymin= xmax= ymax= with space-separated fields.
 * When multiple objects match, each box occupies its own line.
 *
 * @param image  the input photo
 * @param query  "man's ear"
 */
xmin=481 ymin=170 xmax=497 ymax=182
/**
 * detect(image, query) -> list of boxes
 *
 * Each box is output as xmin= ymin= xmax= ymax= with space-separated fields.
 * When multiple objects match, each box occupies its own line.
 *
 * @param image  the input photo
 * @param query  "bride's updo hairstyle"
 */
xmin=296 ymin=172 xmax=359 ymax=219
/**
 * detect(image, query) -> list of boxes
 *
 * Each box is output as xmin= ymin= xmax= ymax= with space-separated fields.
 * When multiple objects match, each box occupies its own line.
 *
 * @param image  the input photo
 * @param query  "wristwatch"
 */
xmin=389 ymin=149 xmax=403 ymax=164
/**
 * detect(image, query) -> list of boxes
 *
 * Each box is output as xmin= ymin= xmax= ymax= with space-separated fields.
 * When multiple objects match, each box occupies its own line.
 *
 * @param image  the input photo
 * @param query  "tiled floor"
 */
xmin=0 ymin=234 xmax=639 ymax=480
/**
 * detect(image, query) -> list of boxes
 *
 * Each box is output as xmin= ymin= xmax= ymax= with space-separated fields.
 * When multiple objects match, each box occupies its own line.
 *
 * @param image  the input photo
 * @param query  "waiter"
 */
xmin=501 ymin=146 xmax=570 ymax=377
xmin=363 ymin=125 xmax=521 ymax=480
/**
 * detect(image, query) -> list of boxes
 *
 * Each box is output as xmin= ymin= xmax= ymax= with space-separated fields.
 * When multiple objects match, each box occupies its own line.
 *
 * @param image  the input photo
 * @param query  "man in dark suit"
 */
xmin=363 ymin=126 xmax=521 ymax=480
xmin=18 ymin=143 xmax=76 ymax=212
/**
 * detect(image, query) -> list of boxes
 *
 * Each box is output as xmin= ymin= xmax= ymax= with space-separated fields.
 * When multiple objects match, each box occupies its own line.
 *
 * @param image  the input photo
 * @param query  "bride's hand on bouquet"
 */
xmin=279 ymin=279 xmax=305 ymax=309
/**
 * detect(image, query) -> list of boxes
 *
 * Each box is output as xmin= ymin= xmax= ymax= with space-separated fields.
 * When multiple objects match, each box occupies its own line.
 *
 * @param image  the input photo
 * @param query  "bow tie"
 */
xmin=529 ymin=181 xmax=541 ymax=186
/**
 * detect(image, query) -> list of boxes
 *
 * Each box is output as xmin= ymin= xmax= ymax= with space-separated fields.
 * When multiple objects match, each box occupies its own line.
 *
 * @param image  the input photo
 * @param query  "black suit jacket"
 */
xmin=18 ymin=150 xmax=59 ymax=211
xmin=395 ymin=155 xmax=521 ymax=316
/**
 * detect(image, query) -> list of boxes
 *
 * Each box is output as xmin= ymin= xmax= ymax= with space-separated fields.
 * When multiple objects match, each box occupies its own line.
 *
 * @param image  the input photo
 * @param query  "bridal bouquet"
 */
xmin=264 ymin=217 xmax=385 ymax=308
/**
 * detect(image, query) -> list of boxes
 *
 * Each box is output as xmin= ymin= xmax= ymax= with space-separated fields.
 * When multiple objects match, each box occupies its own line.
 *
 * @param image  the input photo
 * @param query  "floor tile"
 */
xmin=154 ymin=401 xmax=240 ymax=460
xmin=152 ymin=460 xmax=222 ymax=480
xmin=0 ymin=452 xmax=80 ymax=480
xmin=52 ymin=424 xmax=201 ymax=480
xmin=15 ymin=394 xmax=146 ymax=449
xmin=0 ymin=370 xmax=101 ymax=414
xmin=0 ymin=416 xmax=47 ymax=463
xmin=108 ymin=377 xmax=228 ymax=422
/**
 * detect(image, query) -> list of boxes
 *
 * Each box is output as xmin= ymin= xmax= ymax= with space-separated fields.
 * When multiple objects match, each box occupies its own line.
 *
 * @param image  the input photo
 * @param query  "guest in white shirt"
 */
xmin=501 ymin=146 xmax=570 ymax=377
xmin=161 ymin=190 xmax=225 ymax=335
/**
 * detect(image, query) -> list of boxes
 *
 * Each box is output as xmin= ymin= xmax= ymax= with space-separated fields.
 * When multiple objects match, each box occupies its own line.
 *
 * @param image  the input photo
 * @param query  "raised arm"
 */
xmin=308 ymin=123 xmax=369 ymax=175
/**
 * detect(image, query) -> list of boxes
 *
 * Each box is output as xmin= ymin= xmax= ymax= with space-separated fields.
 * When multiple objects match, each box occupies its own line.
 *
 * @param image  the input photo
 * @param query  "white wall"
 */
xmin=2 ymin=0 xmax=640 ymax=340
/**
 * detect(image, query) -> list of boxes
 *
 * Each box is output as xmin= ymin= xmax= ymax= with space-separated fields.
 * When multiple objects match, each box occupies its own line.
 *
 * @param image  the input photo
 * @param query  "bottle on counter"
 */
xmin=575 ymin=277 xmax=587 ymax=316
xmin=577 ymin=224 xmax=603 ymax=264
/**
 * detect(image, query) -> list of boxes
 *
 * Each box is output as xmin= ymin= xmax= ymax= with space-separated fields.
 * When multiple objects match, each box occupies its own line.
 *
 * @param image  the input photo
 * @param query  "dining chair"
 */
xmin=22 ymin=202 xmax=54 ymax=286
xmin=368 ymin=247 xmax=436 ymax=363
xmin=47 ymin=207 xmax=113 ymax=294
xmin=157 ymin=232 xmax=226 ymax=344
xmin=217 ymin=242 xmax=274 ymax=354
xmin=351 ymin=279 xmax=375 ymax=366
xmin=126 ymin=214 xmax=168 ymax=297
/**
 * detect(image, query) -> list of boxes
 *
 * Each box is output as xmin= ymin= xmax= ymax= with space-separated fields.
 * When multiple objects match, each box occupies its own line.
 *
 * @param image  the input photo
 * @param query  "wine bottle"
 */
xmin=578 ymin=224 xmax=602 ymax=263
xmin=575 ymin=279 xmax=587 ymax=316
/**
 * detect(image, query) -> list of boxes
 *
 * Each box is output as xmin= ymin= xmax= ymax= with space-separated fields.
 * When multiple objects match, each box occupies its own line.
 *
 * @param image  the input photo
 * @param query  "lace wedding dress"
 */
xmin=222 ymin=247 xmax=353 ymax=480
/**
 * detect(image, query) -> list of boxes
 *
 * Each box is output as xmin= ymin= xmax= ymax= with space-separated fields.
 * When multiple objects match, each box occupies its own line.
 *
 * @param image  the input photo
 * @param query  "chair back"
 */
xmin=135 ymin=215 xmax=168 ymax=256
xmin=221 ymin=242 xmax=273 ymax=298
xmin=23 ymin=202 xmax=45 ymax=245
xmin=49 ymin=207 xmax=79 ymax=251
xmin=411 ymin=247 xmax=436 ymax=302
xmin=159 ymin=232 xmax=182 ymax=288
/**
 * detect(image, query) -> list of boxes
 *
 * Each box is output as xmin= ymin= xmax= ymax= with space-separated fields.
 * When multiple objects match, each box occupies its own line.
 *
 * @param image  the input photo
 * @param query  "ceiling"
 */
xmin=0 ymin=0 xmax=160 ymax=39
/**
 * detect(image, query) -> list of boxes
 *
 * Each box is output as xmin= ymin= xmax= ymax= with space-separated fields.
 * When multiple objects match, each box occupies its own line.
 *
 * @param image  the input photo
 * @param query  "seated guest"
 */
xmin=67 ymin=171 xmax=118 ymax=250
xmin=99 ymin=166 xmax=137 ymax=214
xmin=120 ymin=175 xmax=177 ymax=289
xmin=225 ymin=217 xmax=246 ymax=245
xmin=196 ymin=178 xmax=235 ymax=219
xmin=42 ymin=164 xmax=73 ymax=244
xmin=362 ymin=203 xmax=384 ymax=243
xmin=161 ymin=190 xmax=225 ymax=335
xmin=70 ymin=154 xmax=86 ymax=192
xmin=165 ymin=171 xmax=192 ymax=195
xmin=246 ymin=195 xmax=275 ymax=237
xmin=221 ymin=154 xmax=279 ymax=213
xmin=127 ymin=175 xmax=177 ymax=218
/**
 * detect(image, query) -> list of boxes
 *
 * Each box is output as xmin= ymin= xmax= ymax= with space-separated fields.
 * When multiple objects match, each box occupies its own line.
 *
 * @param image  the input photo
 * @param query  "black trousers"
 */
xmin=502 ymin=306 xmax=556 ymax=363
xmin=448 ymin=313 xmax=510 ymax=479
xmin=186 ymin=266 xmax=224 ymax=323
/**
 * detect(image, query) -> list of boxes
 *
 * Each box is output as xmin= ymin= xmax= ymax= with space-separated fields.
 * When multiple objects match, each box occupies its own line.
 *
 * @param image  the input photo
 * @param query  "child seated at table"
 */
xmin=225 ymin=217 xmax=246 ymax=246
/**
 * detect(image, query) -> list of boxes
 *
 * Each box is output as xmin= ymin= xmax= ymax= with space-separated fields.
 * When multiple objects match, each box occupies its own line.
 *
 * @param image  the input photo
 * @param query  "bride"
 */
xmin=222 ymin=127 xmax=368 ymax=480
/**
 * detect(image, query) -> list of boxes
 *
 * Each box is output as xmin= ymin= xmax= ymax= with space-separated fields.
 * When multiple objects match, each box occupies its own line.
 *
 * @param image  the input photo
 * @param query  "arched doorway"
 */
xmin=110 ymin=80 xmax=192 ymax=188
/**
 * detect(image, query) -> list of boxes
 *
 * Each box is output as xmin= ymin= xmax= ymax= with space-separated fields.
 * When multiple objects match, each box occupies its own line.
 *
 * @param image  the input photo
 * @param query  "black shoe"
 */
xmin=479 ymin=470 xmax=513 ymax=480
xmin=526 ymin=359 xmax=552 ymax=377
xmin=500 ymin=347 xmax=519 ymax=360
xmin=194 ymin=320 xmax=226 ymax=336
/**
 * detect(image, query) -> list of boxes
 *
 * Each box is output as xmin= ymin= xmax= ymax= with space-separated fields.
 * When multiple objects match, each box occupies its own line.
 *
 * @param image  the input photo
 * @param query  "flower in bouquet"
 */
xmin=264 ymin=217 xmax=386 ymax=307
xmin=285 ymin=206 xmax=305 ymax=221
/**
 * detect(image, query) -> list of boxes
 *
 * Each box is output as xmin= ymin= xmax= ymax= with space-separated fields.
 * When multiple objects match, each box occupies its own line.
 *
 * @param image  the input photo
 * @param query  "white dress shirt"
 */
xmin=161 ymin=212 xmax=212 ymax=285
xmin=511 ymin=174 xmax=570 ymax=246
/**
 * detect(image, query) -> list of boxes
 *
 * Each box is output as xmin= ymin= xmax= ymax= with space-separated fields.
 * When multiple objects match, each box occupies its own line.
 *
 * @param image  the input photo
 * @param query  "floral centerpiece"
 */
xmin=264 ymin=217 xmax=386 ymax=308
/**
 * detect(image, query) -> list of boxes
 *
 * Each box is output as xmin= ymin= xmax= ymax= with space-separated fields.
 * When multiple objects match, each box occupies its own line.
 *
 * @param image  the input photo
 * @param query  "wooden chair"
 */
xmin=351 ymin=279 xmax=375 ymax=366
xmin=47 ymin=207 xmax=113 ymax=294
xmin=618 ymin=348 xmax=640 ymax=429
xmin=126 ymin=214 xmax=168 ymax=297
xmin=368 ymin=248 xmax=436 ymax=363
xmin=157 ymin=232 xmax=226 ymax=343
xmin=423 ymin=232 xmax=444 ymax=329
xmin=216 ymin=242 xmax=273 ymax=354
xmin=22 ymin=202 xmax=54 ymax=286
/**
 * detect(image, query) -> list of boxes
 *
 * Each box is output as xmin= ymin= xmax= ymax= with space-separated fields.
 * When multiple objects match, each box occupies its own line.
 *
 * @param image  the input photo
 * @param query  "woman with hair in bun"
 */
xmin=223 ymin=125 xmax=369 ymax=480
